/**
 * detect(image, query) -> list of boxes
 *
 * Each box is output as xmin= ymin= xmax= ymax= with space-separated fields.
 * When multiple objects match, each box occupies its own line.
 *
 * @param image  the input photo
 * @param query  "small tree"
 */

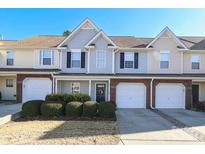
xmin=63 ymin=30 xmax=72 ymax=36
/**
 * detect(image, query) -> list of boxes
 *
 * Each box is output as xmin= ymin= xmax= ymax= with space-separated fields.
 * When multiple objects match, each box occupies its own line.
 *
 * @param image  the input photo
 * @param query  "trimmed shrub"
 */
xmin=45 ymin=94 xmax=65 ymax=102
xmin=98 ymin=102 xmax=116 ymax=118
xmin=193 ymin=101 xmax=205 ymax=111
xmin=41 ymin=102 xmax=64 ymax=117
xmin=65 ymin=101 xmax=83 ymax=117
xmin=43 ymin=100 xmax=66 ymax=110
xmin=82 ymin=101 xmax=97 ymax=117
xmin=64 ymin=93 xmax=90 ymax=103
xmin=22 ymin=100 xmax=44 ymax=117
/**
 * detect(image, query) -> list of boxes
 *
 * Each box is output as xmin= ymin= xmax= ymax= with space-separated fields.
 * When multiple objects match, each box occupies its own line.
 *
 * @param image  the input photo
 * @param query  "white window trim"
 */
xmin=94 ymin=82 xmax=107 ymax=102
xmin=40 ymin=50 xmax=54 ymax=66
xmin=96 ymin=50 xmax=106 ymax=68
xmin=160 ymin=50 xmax=170 ymax=69
xmin=124 ymin=52 xmax=134 ymax=69
xmin=6 ymin=51 xmax=14 ymax=66
xmin=71 ymin=49 xmax=81 ymax=68
xmin=191 ymin=54 xmax=200 ymax=70
xmin=71 ymin=82 xmax=80 ymax=93
xmin=6 ymin=79 xmax=14 ymax=88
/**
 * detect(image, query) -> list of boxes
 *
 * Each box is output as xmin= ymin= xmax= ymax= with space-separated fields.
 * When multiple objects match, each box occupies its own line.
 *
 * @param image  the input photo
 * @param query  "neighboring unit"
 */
xmin=1 ymin=18 xmax=205 ymax=109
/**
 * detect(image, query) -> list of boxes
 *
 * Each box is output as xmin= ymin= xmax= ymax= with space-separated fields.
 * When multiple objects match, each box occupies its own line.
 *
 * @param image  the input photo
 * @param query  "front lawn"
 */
xmin=0 ymin=120 xmax=119 ymax=145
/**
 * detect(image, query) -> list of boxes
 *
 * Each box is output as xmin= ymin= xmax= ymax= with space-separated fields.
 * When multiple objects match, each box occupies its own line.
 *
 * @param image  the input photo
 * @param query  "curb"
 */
xmin=0 ymin=112 xmax=21 ymax=126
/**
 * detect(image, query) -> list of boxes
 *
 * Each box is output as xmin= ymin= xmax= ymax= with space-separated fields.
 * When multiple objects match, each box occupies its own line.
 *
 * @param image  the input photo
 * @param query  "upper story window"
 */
xmin=6 ymin=51 xmax=14 ymax=66
xmin=96 ymin=50 xmax=106 ymax=68
xmin=191 ymin=55 xmax=200 ymax=70
xmin=71 ymin=82 xmax=80 ymax=93
xmin=160 ymin=51 xmax=169 ymax=69
xmin=6 ymin=79 xmax=13 ymax=87
xmin=40 ymin=50 xmax=53 ymax=65
xmin=124 ymin=52 xmax=134 ymax=68
xmin=71 ymin=51 xmax=81 ymax=68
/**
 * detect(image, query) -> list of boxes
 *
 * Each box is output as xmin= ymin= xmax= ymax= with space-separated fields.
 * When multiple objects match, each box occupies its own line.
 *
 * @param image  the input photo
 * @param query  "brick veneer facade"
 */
xmin=16 ymin=74 xmax=52 ymax=103
xmin=110 ymin=78 xmax=192 ymax=109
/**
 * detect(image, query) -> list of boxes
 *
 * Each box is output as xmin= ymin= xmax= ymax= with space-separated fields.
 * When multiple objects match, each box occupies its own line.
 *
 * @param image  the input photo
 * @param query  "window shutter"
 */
xmin=120 ymin=52 xmax=124 ymax=69
xmin=134 ymin=52 xmax=139 ymax=69
xmin=52 ymin=51 xmax=54 ymax=65
xmin=81 ymin=52 xmax=85 ymax=68
xmin=39 ymin=50 xmax=43 ymax=65
xmin=67 ymin=52 xmax=71 ymax=68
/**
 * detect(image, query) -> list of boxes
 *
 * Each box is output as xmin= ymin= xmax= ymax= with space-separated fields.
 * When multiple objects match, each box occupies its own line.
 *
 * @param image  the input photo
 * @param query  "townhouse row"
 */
xmin=0 ymin=18 xmax=205 ymax=109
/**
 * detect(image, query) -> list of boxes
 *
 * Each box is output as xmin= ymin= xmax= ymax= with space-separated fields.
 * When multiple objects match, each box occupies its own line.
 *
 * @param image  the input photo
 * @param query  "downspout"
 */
xmin=150 ymin=78 xmax=155 ymax=109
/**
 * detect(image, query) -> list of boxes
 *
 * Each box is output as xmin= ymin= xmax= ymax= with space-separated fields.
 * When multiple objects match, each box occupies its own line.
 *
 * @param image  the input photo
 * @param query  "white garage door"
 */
xmin=116 ymin=83 xmax=146 ymax=108
xmin=22 ymin=78 xmax=52 ymax=103
xmin=155 ymin=83 xmax=185 ymax=108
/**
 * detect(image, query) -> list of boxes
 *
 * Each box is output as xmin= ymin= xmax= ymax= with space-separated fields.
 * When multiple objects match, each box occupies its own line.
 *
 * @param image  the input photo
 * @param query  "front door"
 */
xmin=192 ymin=85 xmax=199 ymax=103
xmin=96 ymin=84 xmax=106 ymax=102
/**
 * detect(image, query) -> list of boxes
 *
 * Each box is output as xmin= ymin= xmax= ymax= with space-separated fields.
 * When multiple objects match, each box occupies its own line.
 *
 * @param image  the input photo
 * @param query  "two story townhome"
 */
xmin=1 ymin=18 xmax=205 ymax=109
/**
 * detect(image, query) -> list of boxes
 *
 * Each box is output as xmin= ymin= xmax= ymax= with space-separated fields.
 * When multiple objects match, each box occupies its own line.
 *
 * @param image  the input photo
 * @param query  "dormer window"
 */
xmin=6 ymin=51 xmax=14 ymax=66
xmin=191 ymin=55 xmax=200 ymax=70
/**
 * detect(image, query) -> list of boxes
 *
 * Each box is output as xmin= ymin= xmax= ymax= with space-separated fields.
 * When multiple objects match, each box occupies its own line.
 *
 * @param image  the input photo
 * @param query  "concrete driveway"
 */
xmin=159 ymin=109 xmax=205 ymax=136
xmin=116 ymin=109 xmax=205 ymax=145
xmin=0 ymin=102 xmax=21 ymax=125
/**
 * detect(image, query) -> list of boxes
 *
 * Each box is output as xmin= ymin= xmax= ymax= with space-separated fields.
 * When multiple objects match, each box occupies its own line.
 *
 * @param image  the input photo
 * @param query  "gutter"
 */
xmin=150 ymin=78 xmax=155 ymax=109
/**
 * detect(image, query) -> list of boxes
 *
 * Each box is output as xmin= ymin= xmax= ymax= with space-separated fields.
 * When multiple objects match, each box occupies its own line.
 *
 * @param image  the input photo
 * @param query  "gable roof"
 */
xmin=146 ymin=27 xmax=188 ymax=49
xmin=0 ymin=36 xmax=65 ymax=48
xmin=57 ymin=18 xmax=99 ymax=48
xmin=85 ymin=30 xmax=118 ymax=48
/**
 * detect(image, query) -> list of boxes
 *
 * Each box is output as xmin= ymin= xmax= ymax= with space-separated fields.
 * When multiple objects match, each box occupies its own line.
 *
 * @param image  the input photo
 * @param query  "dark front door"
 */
xmin=192 ymin=85 xmax=199 ymax=103
xmin=96 ymin=84 xmax=106 ymax=102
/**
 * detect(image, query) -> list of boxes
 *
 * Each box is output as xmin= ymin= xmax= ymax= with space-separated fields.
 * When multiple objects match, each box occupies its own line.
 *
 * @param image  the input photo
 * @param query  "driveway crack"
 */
xmin=151 ymin=109 xmax=205 ymax=142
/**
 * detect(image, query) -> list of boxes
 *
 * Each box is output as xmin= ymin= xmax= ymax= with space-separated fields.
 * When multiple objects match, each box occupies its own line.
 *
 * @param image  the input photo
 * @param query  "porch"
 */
xmin=192 ymin=80 xmax=205 ymax=103
xmin=0 ymin=74 xmax=17 ymax=101
xmin=54 ymin=78 xmax=110 ymax=102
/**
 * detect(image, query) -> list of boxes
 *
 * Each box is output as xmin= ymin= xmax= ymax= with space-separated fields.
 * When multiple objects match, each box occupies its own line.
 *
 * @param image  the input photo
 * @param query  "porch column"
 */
xmin=89 ymin=80 xmax=91 ymax=97
xmin=108 ymin=79 xmax=110 ymax=101
xmin=55 ymin=79 xmax=58 ymax=94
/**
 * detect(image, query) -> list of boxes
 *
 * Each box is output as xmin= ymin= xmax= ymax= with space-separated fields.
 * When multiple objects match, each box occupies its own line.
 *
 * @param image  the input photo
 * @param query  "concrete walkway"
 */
xmin=116 ymin=109 xmax=205 ymax=145
xmin=0 ymin=103 xmax=22 ymax=125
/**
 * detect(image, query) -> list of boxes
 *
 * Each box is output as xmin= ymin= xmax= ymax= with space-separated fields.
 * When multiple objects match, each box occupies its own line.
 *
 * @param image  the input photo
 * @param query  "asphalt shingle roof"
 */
xmin=0 ymin=35 xmax=205 ymax=50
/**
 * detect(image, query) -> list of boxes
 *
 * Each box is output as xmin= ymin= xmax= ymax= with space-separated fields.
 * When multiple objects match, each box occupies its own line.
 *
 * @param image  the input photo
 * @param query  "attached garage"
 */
xmin=155 ymin=83 xmax=185 ymax=108
xmin=116 ymin=83 xmax=146 ymax=108
xmin=22 ymin=78 xmax=52 ymax=103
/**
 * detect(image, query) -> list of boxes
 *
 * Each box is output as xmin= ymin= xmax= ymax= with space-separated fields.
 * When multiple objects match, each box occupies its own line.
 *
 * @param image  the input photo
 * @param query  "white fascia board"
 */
xmin=57 ymin=18 xmax=100 ymax=48
xmin=146 ymin=27 xmax=188 ymax=50
xmin=84 ymin=31 xmax=118 ymax=49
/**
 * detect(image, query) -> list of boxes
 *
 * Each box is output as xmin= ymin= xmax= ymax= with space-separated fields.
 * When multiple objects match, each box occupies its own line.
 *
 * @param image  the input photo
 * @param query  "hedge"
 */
xmin=66 ymin=101 xmax=83 ymax=117
xmin=41 ymin=102 xmax=64 ymax=117
xmin=22 ymin=100 xmax=44 ymax=117
xmin=64 ymin=93 xmax=90 ymax=103
xmin=45 ymin=94 xmax=65 ymax=102
xmin=193 ymin=101 xmax=205 ymax=111
xmin=82 ymin=101 xmax=97 ymax=117
xmin=98 ymin=102 xmax=116 ymax=118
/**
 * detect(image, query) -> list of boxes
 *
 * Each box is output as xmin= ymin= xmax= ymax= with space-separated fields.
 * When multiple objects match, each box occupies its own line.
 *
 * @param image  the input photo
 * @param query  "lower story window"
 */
xmin=71 ymin=82 xmax=80 ymax=93
xmin=6 ymin=79 xmax=13 ymax=87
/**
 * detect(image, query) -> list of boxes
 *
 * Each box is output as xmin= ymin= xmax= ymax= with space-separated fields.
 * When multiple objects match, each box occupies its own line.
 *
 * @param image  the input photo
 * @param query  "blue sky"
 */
xmin=0 ymin=8 xmax=205 ymax=40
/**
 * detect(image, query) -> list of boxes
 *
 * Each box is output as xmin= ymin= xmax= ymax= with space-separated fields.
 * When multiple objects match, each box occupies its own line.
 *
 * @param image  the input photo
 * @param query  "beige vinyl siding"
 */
xmin=89 ymin=37 xmax=113 ymax=74
xmin=0 ymin=76 xmax=16 ymax=100
xmin=115 ymin=50 xmax=147 ymax=74
xmin=0 ymin=49 xmax=60 ymax=69
xmin=58 ymin=81 xmax=89 ymax=95
xmin=183 ymin=52 xmax=205 ymax=73
xmin=147 ymin=37 xmax=182 ymax=74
